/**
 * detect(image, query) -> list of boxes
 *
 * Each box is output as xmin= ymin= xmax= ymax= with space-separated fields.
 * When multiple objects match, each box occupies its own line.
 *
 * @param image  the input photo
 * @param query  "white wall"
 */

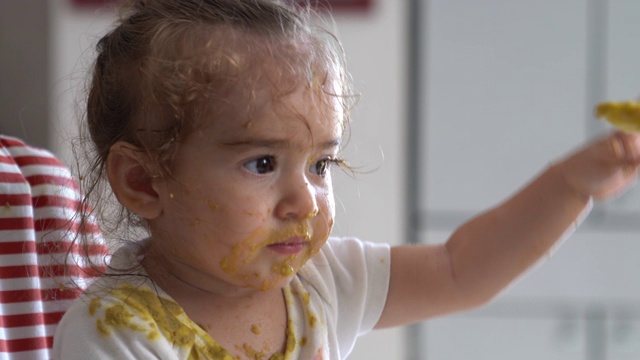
xmin=46 ymin=1 xmax=409 ymax=359
xmin=0 ymin=1 xmax=50 ymax=148
xmin=49 ymin=0 xmax=115 ymax=166
xmin=332 ymin=3 xmax=408 ymax=359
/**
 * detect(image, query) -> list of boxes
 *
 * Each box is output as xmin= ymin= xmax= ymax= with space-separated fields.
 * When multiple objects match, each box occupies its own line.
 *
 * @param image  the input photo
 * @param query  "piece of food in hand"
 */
xmin=595 ymin=101 xmax=640 ymax=132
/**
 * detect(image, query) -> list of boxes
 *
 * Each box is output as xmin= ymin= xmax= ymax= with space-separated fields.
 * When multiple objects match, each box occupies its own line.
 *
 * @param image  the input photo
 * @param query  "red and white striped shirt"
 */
xmin=0 ymin=135 xmax=108 ymax=360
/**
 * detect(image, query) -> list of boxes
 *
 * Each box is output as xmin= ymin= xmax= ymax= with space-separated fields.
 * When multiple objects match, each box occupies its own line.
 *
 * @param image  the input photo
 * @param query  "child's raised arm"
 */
xmin=376 ymin=131 xmax=640 ymax=329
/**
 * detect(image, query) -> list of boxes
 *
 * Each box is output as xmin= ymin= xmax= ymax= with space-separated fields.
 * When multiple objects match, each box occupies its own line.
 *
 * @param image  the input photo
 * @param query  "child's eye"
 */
xmin=310 ymin=158 xmax=335 ymax=177
xmin=244 ymin=156 xmax=276 ymax=174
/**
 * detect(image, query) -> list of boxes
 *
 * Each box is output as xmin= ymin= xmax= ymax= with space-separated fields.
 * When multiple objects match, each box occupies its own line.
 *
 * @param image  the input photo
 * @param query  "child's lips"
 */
xmin=267 ymin=237 xmax=308 ymax=255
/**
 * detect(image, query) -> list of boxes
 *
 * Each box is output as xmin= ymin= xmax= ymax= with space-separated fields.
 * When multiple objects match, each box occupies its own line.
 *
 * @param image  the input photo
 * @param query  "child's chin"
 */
xmin=248 ymin=273 xmax=296 ymax=293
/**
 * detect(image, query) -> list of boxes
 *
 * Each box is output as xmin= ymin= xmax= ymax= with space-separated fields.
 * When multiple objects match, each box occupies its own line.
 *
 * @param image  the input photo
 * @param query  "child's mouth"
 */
xmin=267 ymin=238 xmax=308 ymax=255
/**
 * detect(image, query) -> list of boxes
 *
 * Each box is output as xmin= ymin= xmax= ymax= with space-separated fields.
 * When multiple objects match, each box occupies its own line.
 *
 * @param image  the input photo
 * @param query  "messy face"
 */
xmin=145 ymin=77 xmax=343 ymax=294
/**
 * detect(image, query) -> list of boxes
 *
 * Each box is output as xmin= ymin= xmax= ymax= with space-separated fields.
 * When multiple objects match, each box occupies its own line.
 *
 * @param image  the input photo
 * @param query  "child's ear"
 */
xmin=107 ymin=141 xmax=162 ymax=220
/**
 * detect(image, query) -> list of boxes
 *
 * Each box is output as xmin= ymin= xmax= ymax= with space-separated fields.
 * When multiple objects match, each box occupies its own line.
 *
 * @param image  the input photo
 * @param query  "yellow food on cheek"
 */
xmin=275 ymin=263 xmax=295 ymax=276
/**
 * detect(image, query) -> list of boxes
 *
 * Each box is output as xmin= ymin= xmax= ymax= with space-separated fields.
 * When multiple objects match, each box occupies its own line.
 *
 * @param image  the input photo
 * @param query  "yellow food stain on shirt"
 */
xmin=88 ymin=284 xmax=237 ymax=359
xmin=299 ymin=337 xmax=307 ymax=346
xmin=89 ymin=297 xmax=102 ymax=316
xmin=301 ymin=291 xmax=310 ymax=306
xmin=104 ymin=305 xmax=138 ymax=329
xmin=284 ymin=319 xmax=296 ymax=354
xmin=596 ymin=101 xmax=640 ymax=132
xmin=96 ymin=319 xmax=110 ymax=336
xmin=4 ymin=202 xmax=10 ymax=211
xmin=308 ymin=314 xmax=317 ymax=328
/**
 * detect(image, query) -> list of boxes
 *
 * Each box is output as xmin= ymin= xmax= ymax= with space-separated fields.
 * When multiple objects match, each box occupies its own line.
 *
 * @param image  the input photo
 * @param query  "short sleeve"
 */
xmin=301 ymin=237 xmax=391 ymax=357
xmin=53 ymin=295 xmax=178 ymax=359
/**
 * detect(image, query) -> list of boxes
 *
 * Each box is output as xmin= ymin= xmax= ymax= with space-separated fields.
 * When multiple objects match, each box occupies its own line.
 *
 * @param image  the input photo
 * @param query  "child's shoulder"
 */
xmin=54 ymin=279 xmax=187 ymax=358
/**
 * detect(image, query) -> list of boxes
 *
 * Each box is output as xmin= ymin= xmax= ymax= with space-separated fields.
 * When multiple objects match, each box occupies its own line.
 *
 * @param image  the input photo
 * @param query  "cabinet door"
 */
xmin=419 ymin=0 xmax=588 ymax=228
xmin=599 ymin=0 xmax=640 ymax=217
xmin=424 ymin=309 xmax=586 ymax=360
xmin=606 ymin=314 xmax=640 ymax=359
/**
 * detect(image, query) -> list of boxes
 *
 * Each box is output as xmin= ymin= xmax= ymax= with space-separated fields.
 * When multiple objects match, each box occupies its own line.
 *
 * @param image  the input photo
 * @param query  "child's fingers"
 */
xmin=610 ymin=132 xmax=640 ymax=165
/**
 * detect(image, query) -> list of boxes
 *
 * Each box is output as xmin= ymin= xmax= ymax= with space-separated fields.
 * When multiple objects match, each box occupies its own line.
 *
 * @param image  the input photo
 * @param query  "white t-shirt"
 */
xmin=53 ymin=237 xmax=390 ymax=359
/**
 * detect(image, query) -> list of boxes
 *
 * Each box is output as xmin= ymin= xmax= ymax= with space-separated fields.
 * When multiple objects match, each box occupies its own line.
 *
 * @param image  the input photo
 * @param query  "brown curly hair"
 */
xmin=76 ymin=0 xmax=355 ymax=255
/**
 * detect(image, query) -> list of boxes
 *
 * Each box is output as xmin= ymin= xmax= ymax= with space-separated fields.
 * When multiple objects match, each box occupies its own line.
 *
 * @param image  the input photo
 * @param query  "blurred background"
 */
xmin=2 ymin=0 xmax=640 ymax=359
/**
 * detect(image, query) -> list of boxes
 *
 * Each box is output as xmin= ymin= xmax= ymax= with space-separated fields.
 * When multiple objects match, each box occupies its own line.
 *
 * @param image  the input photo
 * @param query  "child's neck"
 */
xmin=142 ymin=248 xmax=290 ymax=359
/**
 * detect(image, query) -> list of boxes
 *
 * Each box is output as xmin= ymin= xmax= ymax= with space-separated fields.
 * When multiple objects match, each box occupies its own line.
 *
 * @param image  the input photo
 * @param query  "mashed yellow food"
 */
xmin=595 ymin=101 xmax=640 ymax=132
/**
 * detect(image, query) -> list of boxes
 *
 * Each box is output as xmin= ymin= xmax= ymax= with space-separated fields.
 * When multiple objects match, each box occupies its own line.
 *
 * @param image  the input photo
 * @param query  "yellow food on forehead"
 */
xmin=595 ymin=101 xmax=640 ymax=133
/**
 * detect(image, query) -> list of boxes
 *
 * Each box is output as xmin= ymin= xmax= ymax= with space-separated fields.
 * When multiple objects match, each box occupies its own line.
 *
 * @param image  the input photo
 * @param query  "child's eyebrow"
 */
xmin=220 ymin=138 xmax=341 ymax=149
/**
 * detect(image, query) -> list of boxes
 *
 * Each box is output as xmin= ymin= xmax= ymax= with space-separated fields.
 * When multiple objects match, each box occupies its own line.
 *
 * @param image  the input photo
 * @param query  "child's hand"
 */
xmin=556 ymin=132 xmax=640 ymax=200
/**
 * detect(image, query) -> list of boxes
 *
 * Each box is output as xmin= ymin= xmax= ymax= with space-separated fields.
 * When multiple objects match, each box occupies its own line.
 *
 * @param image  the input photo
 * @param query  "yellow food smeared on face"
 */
xmin=219 ymin=221 xmax=326 ymax=291
xmin=207 ymin=200 xmax=219 ymax=212
xmin=596 ymin=101 xmax=640 ymax=132
xmin=303 ymin=209 xmax=318 ymax=219
xmin=250 ymin=324 xmax=260 ymax=335
xmin=243 ymin=210 xmax=259 ymax=216
xmin=88 ymin=284 xmax=236 ymax=359
xmin=241 ymin=343 xmax=266 ymax=359
xmin=272 ymin=262 xmax=295 ymax=276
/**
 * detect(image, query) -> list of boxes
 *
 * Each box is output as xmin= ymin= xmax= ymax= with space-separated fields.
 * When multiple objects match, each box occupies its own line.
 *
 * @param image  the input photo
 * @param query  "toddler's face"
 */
xmin=148 ymin=81 xmax=343 ymax=292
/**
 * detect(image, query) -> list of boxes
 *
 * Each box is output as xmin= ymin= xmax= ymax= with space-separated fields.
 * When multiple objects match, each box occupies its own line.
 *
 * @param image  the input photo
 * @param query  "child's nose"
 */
xmin=274 ymin=175 xmax=319 ymax=221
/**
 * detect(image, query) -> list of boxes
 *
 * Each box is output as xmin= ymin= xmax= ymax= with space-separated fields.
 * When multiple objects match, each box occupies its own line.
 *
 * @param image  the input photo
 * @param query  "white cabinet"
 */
xmin=599 ymin=0 xmax=640 ymax=216
xmin=606 ymin=313 xmax=640 ymax=359
xmin=422 ymin=300 xmax=640 ymax=360
xmin=606 ymin=1 xmax=640 ymax=101
xmin=414 ymin=0 xmax=640 ymax=359
xmin=419 ymin=0 xmax=588 ymax=223
xmin=424 ymin=309 xmax=587 ymax=360
xmin=418 ymin=0 xmax=640 ymax=230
